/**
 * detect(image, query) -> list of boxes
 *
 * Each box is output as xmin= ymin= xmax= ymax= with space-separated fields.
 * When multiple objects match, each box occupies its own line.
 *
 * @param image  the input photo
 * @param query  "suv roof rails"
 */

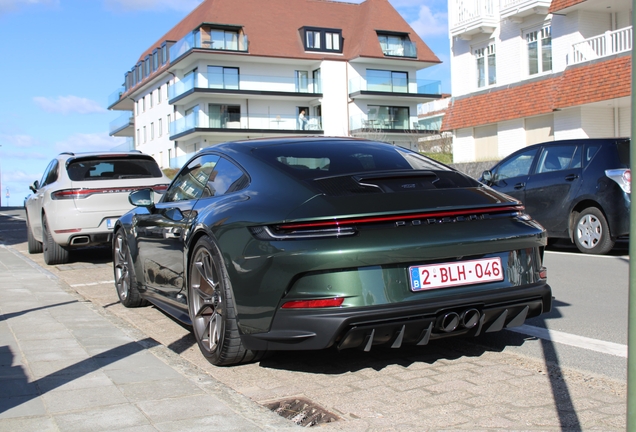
xmin=59 ymin=152 xmax=74 ymax=156
xmin=129 ymin=150 xmax=142 ymax=153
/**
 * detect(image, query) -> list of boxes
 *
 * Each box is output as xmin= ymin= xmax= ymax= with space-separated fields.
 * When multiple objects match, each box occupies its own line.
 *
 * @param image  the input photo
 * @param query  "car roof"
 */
xmin=198 ymin=136 xmax=390 ymax=154
xmin=525 ymin=137 xmax=630 ymax=150
xmin=56 ymin=150 xmax=153 ymax=162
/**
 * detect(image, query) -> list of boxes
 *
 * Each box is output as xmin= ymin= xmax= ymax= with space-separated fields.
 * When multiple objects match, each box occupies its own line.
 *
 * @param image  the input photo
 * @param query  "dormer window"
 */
xmin=377 ymin=32 xmax=416 ymax=58
xmin=302 ymin=27 xmax=343 ymax=53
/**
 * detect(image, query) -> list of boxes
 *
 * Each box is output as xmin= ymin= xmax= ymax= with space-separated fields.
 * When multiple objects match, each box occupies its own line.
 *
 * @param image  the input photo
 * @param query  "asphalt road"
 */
xmin=0 ymin=207 xmax=629 ymax=381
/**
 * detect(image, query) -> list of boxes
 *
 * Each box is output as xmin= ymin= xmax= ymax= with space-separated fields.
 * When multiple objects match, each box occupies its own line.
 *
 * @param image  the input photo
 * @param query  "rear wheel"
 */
xmin=113 ymin=229 xmax=147 ymax=307
xmin=26 ymin=216 xmax=43 ymax=254
xmin=42 ymin=216 xmax=69 ymax=265
xmin=188 ymin=236 xmax=261 ymax=366
xmin=573 ymin=207 xmax=614 ymax=255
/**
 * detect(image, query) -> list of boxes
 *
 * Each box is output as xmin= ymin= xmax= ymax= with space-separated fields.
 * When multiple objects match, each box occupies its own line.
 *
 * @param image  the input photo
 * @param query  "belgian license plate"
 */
xmin=409 ymin=257 xmax=503 ymax=292
xmin=106 ymin=218 xmax=117 ymax=229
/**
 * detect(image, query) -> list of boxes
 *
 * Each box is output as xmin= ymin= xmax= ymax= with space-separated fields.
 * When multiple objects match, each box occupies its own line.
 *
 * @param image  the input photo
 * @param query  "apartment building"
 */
xmin=108 ymin=0 xmax=442 ymax=169
xmin=441 ymin=0 xmax=632 ymax=163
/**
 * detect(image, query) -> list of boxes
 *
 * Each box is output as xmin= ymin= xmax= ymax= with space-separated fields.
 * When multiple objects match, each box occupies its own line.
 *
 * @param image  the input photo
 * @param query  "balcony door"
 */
xmin=368 ymin=105 xmax=409 ymax=129
xmin=208 ymin=66 xmax=239 ymax=90
xmin=367 ymin=70 xmax=408 ymax=93
xmin=209 ymin=104 xmax=241 ymax=128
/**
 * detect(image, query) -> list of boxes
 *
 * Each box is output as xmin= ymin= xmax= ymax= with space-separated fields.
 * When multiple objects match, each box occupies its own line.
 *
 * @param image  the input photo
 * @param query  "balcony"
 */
xmin=570 ymin=26 xmax=632 ymax=65
xmin=109 ymin=112 xmax=134 ymax=137
xmin=168 ymin=72 xmax=322 ymax=104
xmin=108 ymin=86 xmax=134 ymax=111
xmin=349 ymin=76 xmax=441 ymax=101
xmin=450 ymin=0 xmax=497 ymax=40
xmin=499 ymin=0 xmax=550 ymax=23
xmin=169 ymin=29 xmax=248 ymax=63
xmin=349 ymin=114 xmax=435 ymax=133
xmin=110 ymin=138 xmax=135 ymax=152
xmin=169 ymin=111 xmax=323 ymax=140
xmin=381 ymin=41 xmax=417 ymax=58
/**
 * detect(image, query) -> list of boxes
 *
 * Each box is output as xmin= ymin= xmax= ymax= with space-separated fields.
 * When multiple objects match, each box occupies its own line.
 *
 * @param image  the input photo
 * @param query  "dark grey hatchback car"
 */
xmin=480 ymin=138 xmax=630 ymax=254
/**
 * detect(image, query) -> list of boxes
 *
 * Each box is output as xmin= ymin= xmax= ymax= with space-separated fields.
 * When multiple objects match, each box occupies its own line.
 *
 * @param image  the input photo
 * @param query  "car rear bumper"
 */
xmin=240 ymin=281 xmax=552 ymax=351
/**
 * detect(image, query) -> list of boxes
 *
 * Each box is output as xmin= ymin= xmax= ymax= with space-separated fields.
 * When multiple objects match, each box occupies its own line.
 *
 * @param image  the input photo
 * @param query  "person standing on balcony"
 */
xmin=298 ymin=109 xmax=308 ymax=130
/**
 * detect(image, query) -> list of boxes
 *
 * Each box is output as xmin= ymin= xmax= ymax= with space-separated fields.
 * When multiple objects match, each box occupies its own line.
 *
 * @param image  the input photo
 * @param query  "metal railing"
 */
xmin=168 ymin=72 xmax=322 ymax=100
xmin=452 ymin=0 xmax=495 ymax=27
xmin=571 ymin=26 xmax=632 ymax=65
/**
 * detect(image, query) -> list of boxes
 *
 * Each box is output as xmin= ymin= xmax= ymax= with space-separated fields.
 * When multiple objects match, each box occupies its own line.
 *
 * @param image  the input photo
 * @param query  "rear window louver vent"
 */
xmin=313 ymin=177 xmax=380 ymax=196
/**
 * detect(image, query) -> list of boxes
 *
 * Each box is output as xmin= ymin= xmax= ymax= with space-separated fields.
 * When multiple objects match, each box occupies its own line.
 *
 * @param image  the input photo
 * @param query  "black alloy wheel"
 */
xmin=188 ymin=236 xmax=259 ymax=366
xmin=113 ymin=229 xmax=146 ymax=307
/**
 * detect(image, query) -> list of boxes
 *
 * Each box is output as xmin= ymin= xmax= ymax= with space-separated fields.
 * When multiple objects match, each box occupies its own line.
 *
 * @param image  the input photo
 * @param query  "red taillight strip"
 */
xmin=281 ymin=298 xmax=345 ymax=309
xmin=278 ymin=205 xmax=524 ymax=230
xmin=52 ymin=184 xmax=169 ymax=200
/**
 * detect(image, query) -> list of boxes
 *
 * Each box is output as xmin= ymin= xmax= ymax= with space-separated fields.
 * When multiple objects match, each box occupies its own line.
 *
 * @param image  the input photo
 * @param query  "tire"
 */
xmin=188 ymin=236 xmax=261 ymax=366
xmin=113 ymin=228 xmax=147 ymax=307
xmin=573 ymin=207 xmax=615 ymax=255
xmin=42 ymin=215 xmax=70 ymax=265
xmin=26 ymin=216 xmax=43 ymax=254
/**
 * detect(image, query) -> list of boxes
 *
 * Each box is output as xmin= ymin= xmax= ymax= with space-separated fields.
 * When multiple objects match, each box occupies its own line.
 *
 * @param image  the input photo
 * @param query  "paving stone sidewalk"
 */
xmin=0 ymin=245 xmax=297 ymax=431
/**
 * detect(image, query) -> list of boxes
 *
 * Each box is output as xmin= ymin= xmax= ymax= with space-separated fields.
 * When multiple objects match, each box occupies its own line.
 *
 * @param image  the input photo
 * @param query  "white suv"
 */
xmin=25 ymin=151 xmax=171 ymax=265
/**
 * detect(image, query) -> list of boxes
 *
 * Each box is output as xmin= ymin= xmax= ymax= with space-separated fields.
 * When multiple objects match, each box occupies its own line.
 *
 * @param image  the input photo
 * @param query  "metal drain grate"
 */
xmin=265 ymin=397 xmax=339 ymax=427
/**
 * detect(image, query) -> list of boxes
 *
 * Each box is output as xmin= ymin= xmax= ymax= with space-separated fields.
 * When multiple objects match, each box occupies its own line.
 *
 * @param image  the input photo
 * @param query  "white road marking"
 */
xmin=70 ymin=281 xmax=115 ymax=287
xmin=509 ymin=324 xmax=627 ymax=358
xmin=0 ymin=213 xmax=25 ymax=221
xmin=544 ymin=250 xmax=629 ymax=259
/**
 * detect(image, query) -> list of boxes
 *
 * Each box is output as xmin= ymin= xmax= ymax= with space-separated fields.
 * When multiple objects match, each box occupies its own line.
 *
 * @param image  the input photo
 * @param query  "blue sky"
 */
xmin=0 ymin=0 xmax=450 ymax=206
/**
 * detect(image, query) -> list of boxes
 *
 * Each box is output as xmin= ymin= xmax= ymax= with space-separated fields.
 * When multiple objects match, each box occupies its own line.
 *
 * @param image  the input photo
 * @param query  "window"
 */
xmin=151 ymin=122 xmax=154 ymax=140
xmin=200 ymin=158 xmax=248 ymax=198
xmin=163 ymin=154 xmax=221 ymax=203
xmin=137 ymin=62 xmax=143 ymax=83
xmin=367 ymin=106 xmax=409 ymax=130
xmin=377 ymin=33 xmax=416 ymax=57
xmin=494 ymin=148 xmax=537 ymax=181
xmin=367 ymin=69 xmax=408 ymax=93
xmin=208 ymin=66 xmax=239 ymax=89
xmin=526 ymin=25 xmax=552 ymax=75
xmin=210 ymin=29 xmax=239 ymax=50
xmin=66 ymin=158 xmax=162 ymax=181
xmin=208 ymin=104 xmax=240 ymax=128
xmin=39 ymin=160 xmax=59 ymax=188
xmin=302 ymin=27 xmax=342 ymax=53
xmin=536 ymin=145 xmax=578 ymax=173
xmin=161 ymin=43 xmax=168 ymax=65
xmin=150 ymin=91 xmax=154 ymax=108
xmin=142 ymin=97 xmax=146 ymax=112
xmin=313 ymin=69 xmax=321 ymax=93
xmin=143 ymin=126 xmax=147 ymax=143
xmin=158 ymin=118 xmax=163 ymax=137
xmin=144 ymin=56 xmax=150 ymax=77
xmin=475 ymin=43 xmax=496 ymax=88
xmin=137 ymin=129 xmax=140 ymax=145
xmin=158 ymin=85 xmax=162 ymax=103
xmin=295 ymin=71 xmax=309 ymax=92
xmin=152 ymin=49 xmax=158 ymax=72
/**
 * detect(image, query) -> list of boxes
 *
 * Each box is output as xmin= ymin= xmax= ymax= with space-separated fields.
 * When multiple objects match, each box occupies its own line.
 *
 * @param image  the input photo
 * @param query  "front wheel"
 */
xmin=42 ymin=216 xmax=69 ymax=265
xmin=573 ymin=207 xmax=614 ymax=255
xmin=188 ymin=236 xmax=260 ymax=366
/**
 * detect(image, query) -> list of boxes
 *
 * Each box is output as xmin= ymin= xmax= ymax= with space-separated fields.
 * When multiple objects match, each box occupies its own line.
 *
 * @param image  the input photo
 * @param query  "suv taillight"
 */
xmin=51 ymin=184 xmax=169 ymax=200
xmin=605 ymin=169 xmax=631 ymax=194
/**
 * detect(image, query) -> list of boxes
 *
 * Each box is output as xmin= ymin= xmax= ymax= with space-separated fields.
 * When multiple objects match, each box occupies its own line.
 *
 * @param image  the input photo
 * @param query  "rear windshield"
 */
xmin=67 ymin=157 xmax=163 ymax=181
xmin=251 ymin=141 xmax=449 ymax=180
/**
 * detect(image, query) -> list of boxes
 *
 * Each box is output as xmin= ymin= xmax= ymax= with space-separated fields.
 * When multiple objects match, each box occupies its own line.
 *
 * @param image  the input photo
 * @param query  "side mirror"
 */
xmin=29 ymin=180 xmax=40 ymax=193
xmin=129 ymin=188 xmax=154 ymax=208
xmin=481 ymin=170 xmax=493 ymax=184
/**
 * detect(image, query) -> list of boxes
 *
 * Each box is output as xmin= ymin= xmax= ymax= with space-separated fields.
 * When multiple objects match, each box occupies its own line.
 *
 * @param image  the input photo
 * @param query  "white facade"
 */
xmin=443 ymin=0 xmax=632 ymax=163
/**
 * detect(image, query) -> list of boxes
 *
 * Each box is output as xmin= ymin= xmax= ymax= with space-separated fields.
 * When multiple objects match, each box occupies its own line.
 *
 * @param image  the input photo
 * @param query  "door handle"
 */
xmin=514 ymin=183 xmax=525 ymax=190
xmin=565 ymin=174 xmax=579 ymax=181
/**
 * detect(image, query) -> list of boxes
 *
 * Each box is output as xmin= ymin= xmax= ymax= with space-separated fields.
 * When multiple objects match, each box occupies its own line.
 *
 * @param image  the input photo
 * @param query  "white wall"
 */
xmin=497 ymin=119 xmax=525 ymax=158
xmin=321 ymin=60 xmax=349 ymax=137
xmin=452 ymin=128 xmax=475 ymax=163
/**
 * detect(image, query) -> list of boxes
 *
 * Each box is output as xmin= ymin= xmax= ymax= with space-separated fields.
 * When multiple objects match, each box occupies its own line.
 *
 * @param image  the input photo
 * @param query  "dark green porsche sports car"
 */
xmin=113 ymin=137 xmax=552 ymax=366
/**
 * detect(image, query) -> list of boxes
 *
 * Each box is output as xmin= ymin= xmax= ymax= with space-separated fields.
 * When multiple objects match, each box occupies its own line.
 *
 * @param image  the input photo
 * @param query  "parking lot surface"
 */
xmin=0 ymin=209 xmax=628 ymax=430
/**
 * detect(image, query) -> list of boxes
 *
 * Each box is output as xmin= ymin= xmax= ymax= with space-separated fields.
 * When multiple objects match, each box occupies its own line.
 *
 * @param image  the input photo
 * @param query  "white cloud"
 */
xmin=33 ymin=96 xmax=107 ymax=115
xmin=0 ymin=133 xmax=41 ymax=148
xmin=103 ymin=0 xmax=203 ymax=12
xmin=409 ymin=5 xmax=448 ymax=37
xmin=0 ymin=0 xmax=58 ymax=13
xmin=55 ymin=132 xmax=126 ymax=153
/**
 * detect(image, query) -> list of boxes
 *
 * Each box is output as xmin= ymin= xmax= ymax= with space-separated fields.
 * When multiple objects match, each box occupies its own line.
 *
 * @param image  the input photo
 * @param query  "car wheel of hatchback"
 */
xmin=188 ymin=236 xmax=260 ymax=366
xmin=42 ymin=215 xmax=70 ymax=265
xmin=113 ymin=229 xmax=147 ymax=307
xmin=26 ymin=216 xmax=43 ymax=254
xmin=574 ymin=207 xmax=615 ymax=255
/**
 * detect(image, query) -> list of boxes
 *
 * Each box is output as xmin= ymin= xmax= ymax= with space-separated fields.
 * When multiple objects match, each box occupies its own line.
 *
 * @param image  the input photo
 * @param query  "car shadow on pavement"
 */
xmin=0 ymin=338 xmax=159 ymax=415
xmin=0 ymin=301 xmax=79 ymax=322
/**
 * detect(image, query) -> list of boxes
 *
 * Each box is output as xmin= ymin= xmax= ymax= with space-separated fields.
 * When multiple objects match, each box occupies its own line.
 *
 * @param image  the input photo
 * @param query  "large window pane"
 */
xmin=367 ymin=70 xmax=391 ymax=92
xmin=528 ymin=39 xmax=538 ymax=75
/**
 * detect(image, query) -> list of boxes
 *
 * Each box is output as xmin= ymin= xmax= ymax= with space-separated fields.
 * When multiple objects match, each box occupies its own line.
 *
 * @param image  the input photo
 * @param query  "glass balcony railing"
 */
xmin=108 ymin=86 xmax=125 ymax=107
xmin=570 ymin=26 xmax=632 ymax=65
xmin=349 ymin=114 xmax=423 ymax=132
xmin=110 ymin=138 xmax=135 ymax=152
xmin=349 ymin=77 xmax=441 ymax=95
xmin=109 ymin=112 xmax=134 ymax=134
xmin=380 ymin=41 xmax=417 ymax=58
xmin=170 ymin=153 xmax=194 ymax=169
xmin=170 ymin=31 xmax=248 ymax=62
xmin=170 ymin=111 xmax=323 ymax=137
xmin=168 ymin=72 xmax=322 ymax=100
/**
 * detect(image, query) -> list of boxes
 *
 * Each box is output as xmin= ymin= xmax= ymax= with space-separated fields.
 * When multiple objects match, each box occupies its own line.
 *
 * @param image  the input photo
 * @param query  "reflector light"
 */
xmin=54 ymin=228 xmax=82 ymax=234
xmin=278 ymin=205 xmax=524 ymax=230
xmin=281 ymin=298 xmax=345 ymax=309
